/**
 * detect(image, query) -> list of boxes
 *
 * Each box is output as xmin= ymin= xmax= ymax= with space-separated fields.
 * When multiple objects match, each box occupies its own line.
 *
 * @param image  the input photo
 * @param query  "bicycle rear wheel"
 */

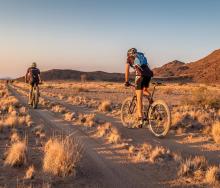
xmin=32 ymin=90 xmax=39 ymax=109
xmin=121 ymin=97 xmax=138 ymax=128
xmin=148 ymin=100 xmax=171 ymax=137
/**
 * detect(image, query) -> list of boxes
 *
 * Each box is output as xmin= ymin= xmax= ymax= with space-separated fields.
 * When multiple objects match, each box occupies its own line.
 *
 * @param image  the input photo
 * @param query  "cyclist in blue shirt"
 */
xmin=125 ymin=48 xmax=153 ymax=128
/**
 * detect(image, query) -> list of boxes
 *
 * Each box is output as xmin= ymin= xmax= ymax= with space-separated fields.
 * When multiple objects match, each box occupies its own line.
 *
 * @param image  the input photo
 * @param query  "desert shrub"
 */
xmin=67 ymin=96 xmax=87 ymax=105
xmin=82 ymin=114 xmax=98 ymax=127
xmin=58 ymin=95 xmax=65 ymax=100
xmin=128 ymin=145 xmax=136 ymax=154
xmin=64 ymin=112 xmax=76 ymax=121
xmin=183 ymin=87 xmax=220 ymax=109
xmin=135 ymin=143 xmax=152 ymax=161
xmin=96 ymin=123 xmax=112 ymax=137
xmin=98 ymin=100 xmax=112 ymax=112
xmin=107 ymin=127 xmax=121 ymax=144
xmin=24 ymin=165 xmax=35 ymax=179
xmin=3 ymin=113 xmax=30 ymax=127
xmin=178 ymin=156 xmax=207 ymax=177
xmin=51 ymin=105 xmax=66 ymax=114
xmin=96 ymin=123 xmax=121 ymax=143
xmin=205 ymin=166 xmax=220 ymax=185
xmin=10 ymin=130 xmax=21 ymax=143
xmin=43 ymin=137 xmax=81 ymax=177
xmin=149 ymin=146 xmax=172 ymax=163
xmin=212 ymin=121 xmax=220 ymax=144
xmin=4 ymin=114 xmax=18 ymax=127
xmin=4 ymin=140 xmax=28 ymax=167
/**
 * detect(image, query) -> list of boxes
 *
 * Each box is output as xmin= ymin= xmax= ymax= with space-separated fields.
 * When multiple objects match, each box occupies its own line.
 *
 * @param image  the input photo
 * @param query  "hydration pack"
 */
xmin=136 ymin=52 xmax=153 ymax=77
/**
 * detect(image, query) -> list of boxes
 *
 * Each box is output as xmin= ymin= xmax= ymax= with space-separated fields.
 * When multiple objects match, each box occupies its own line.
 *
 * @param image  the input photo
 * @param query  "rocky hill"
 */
xmin=17 ymin=69 xmax=125 ymax=82
xmin=153 ymin=49 xmax=220 ymax=83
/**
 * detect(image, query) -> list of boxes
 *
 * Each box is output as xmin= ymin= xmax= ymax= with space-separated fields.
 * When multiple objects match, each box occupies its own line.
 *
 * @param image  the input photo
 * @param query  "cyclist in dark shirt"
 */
xmin=25 ymin=62 xmax=42 ymax=105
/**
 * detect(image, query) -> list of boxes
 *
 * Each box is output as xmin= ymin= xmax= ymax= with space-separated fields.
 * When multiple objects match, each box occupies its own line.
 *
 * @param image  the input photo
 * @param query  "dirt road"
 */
xmin=8 ymin=85 xmax=175 ymax=188
xmin=10 ymin=83 xmax=220 ymax=188
xmin=12 ymin=84 xmax=220 ymax=165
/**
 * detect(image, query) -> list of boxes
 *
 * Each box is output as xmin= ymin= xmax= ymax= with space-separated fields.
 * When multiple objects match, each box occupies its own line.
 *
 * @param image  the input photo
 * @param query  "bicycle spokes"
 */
xmin=121 ymin=97 xmax=138 ymax=128
xmin=149 ymin=101 xmax=171 ymax=137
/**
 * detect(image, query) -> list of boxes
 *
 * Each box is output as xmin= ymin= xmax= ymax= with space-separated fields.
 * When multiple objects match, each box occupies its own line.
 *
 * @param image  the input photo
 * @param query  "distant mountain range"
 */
xmin=17 ymin=70 xmax=126 ymax=82
xmin=0 ymin=77 xmax=12 ymax=80
xmin=16 ymin=49 xmax=220 ymax=83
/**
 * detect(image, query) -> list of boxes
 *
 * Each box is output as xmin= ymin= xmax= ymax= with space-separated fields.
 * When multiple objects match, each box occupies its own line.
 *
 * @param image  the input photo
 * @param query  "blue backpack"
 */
xmin=136 ymin=52 xmax=148 ymax=66
xmin=136 ymin=52 xmax=153 ymax=77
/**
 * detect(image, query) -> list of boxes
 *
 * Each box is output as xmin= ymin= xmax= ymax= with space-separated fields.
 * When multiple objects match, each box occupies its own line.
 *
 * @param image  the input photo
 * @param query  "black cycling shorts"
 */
xmin=30 ymin=81 xmax=39 ymax=87
xmin=135 ymin=76 xmax=151 ymax=90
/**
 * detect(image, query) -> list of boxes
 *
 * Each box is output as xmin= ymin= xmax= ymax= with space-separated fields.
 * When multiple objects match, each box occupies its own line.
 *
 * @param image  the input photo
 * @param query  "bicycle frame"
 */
xmin=127 ymin=83 xmax=158 ymax=122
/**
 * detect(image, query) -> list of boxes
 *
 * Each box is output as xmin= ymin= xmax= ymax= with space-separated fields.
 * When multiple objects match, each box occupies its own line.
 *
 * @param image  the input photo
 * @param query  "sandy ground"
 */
xmin=0 ymin=81 xmax=219 ymax=187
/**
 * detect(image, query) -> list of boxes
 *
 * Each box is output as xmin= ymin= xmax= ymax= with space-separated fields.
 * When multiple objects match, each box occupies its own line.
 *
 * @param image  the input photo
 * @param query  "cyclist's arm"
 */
xmin=25 ymin=69 xmax=29 ymax=83
xmin=125 ymin=63 xmax=130 ymax=83
xmin=38 ymin=71 xmax=42 ymax=83
xmin=38 ymin=74 xmax=42 ymax=83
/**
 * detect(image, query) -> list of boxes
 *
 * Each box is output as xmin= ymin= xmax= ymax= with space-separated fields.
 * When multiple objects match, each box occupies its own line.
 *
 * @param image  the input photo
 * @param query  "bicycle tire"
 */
xmin=148 ymin=100 xmax=171 ymax=137
xmin=121 ymin=97 xmax=138 ymax=128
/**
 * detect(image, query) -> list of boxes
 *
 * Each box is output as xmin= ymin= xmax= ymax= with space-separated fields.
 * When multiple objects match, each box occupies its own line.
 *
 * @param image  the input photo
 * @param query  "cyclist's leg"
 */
xmin=135 ymin=76 xmax=144 ymax=126
xmin=29 ymin=84 xmax=34 ymax=105
xmin=35 ymin=83 xmax=39 ymax=97
xmin=143 ymin=76 xmax=152 ymax=99
xmin=135 ymin=89 xmax=143 ymax=118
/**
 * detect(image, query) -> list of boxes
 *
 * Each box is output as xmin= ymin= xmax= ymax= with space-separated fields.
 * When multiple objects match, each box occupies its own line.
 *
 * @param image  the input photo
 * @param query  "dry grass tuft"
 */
xmin=82 ymin=114 xmax=98 ymax=127
xmin=128 ymin=145 xmax=136 ymax=154
xmin=4 ymin=114 xmax=18 ymax=127
xmin=51 ymin=105 xmax=66 ymax=114
xmin=67 ymin=96 xmax=87 ymax=105
xmin=212 ymin=121 xmax=220 ymax=144
xmin=4 ymin=140 xmax=28 ymax=167
xmin=98 ymin=100 xmax=112 ymax=112
xmin=107 ymin=127 xmax=121 ymax=144
xmin=24 ymin=165 xmax=35 ymax=179
xmin=205 ymin=166 xmax=220 ymax=186
xmin=64 ymin=112 xmax=76 ymax=121
xmin=96 ymin=123 xmax=121 ymax=144
xmin=135 ymin=143 xmax=152 ymax=161
xmin=178 ymin=156 xmax=207 ymax=177
xmin=10 ymin=130 xmax=21 ymax=143
xmin=149 ymin=146 xmax=172 ymax=163
xmin=96 ymin=123 xmax=112 ymax=137
xmin=43 ymin=137 xmax=81 ymax=177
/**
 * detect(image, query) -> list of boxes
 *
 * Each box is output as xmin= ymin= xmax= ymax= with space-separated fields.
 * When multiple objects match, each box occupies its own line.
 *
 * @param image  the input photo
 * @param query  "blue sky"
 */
xmin=0 ymin=0 xmax=219 ymax=78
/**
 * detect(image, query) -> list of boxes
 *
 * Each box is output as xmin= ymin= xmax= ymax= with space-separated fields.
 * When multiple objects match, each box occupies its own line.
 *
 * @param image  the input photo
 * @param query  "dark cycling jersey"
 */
xmin=26 ymin=67 xmax=40 ymax=84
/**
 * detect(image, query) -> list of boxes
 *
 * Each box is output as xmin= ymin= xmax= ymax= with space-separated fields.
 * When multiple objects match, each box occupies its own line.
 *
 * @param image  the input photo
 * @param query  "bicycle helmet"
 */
xmin=31 ymin=62 xmax=37 ymax=68
xmin=127 ymin=48 xmax=137 ymax=57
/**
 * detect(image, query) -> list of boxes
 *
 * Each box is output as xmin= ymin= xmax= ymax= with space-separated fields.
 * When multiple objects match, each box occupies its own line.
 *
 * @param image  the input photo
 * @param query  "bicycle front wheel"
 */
xmin=148 ymin=100 xmax=171 ymax=137
xmin=121 ymin=97 xmax=138 ymax=128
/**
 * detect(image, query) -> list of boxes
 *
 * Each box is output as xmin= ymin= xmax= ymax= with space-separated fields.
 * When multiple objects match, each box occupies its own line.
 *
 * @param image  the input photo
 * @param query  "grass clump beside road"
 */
xmin=43 ymin=137 xmax=81 ymax=177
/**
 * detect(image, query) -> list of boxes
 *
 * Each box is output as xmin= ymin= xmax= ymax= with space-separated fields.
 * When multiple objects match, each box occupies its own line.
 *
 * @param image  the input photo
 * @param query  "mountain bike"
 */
xmin=121 ymin=82 xmax=171 ymax=137
xmin=30 ymin=83 xmax=40 ymax=109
